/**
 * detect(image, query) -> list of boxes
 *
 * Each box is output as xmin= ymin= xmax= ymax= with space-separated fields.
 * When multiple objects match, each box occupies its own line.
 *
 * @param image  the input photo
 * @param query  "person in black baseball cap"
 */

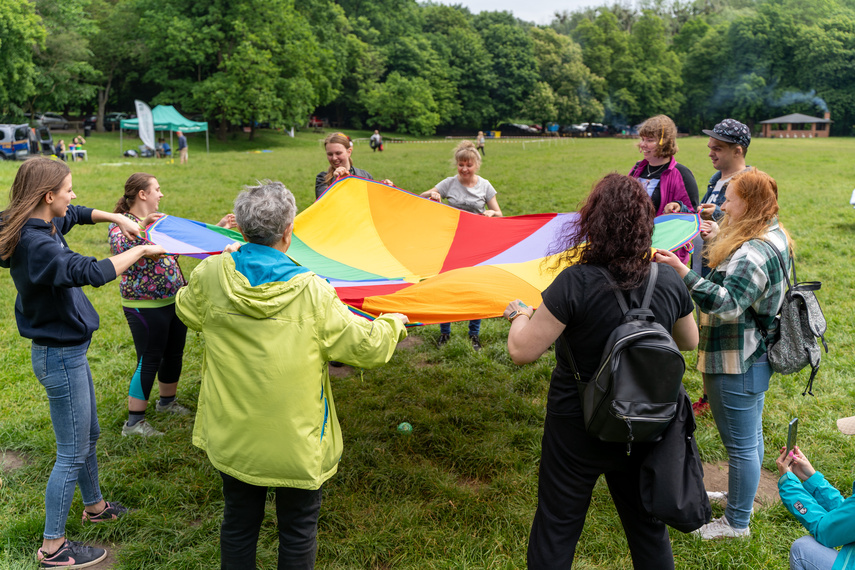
xmin=699 ymin=119 xmax=752 ymax=223
xmin=702 ymin=118 xmax=752 ymax=150
xmin=687 ymin=118 xmax=753 ymax=417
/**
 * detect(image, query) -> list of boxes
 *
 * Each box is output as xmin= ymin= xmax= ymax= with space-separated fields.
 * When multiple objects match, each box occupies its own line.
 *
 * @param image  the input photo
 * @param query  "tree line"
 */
xmin=2 ymin=0 xmax=853 ymax=138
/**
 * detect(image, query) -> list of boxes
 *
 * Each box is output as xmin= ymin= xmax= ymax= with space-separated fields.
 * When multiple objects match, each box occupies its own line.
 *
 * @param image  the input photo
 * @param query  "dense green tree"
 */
xmin=88 ymin=0 xmax=145 ymax=131
xmin=529 ymin=27 xmax=604 ymax=125
xmin=792 ymin=7 xmax=855 ymax=135
xmin=422 ymin=4 xmax=496 ymax=129
xmin=474 ymin=17 xmax=539 ymax=124
xmin=137 ymin=0 xmax=329 ymax=140
xmin=360 ymin=71 xmax=440 ymax=135
xmin=0 ymin=0 xmax=45 ymax=116
xmin=522 ymin=81 xmax=558 ymax=127
xmin=28 ymin=0 xmax=99 ymax=115
xmin=623 ymin=11 xmax=683 ymax=121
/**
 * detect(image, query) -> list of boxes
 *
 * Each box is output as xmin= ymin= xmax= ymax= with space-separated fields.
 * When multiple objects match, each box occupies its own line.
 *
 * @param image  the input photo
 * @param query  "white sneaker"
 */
xmin=122 ymin=420 xmax=164 ymax=437
xmin=705 ymin=491 xmax=754 ymax=515
xmin=155 ymin=400 xmax=191 ymax=415
xmin=693 ymin=516 xmax=749 ymax=539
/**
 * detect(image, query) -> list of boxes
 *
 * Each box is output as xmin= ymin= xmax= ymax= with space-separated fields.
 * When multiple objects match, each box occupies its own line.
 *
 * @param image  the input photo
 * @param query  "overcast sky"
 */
xmin=445 ymin=0 xmax=615 ymax=25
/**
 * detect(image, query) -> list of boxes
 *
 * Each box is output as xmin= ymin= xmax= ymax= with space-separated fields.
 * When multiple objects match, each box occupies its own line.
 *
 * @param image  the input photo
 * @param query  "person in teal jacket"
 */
xmin=175 ymin=180 xmax=408 ymax=570
xmin=777 ymin=445 xmax=855 ymax=570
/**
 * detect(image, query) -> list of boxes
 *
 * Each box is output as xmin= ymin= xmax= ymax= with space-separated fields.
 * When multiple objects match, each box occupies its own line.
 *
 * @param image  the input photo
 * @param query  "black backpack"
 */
xmin=560 ymin=264 xmax=687 ymax=450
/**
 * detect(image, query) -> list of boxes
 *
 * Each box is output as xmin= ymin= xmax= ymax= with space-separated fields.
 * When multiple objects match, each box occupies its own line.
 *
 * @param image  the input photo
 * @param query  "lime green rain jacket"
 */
xmin=175 ymin=252 xmax=407 ymax=490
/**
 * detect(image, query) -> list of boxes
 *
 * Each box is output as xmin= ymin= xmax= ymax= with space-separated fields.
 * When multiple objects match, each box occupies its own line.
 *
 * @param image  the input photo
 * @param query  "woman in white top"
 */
xmin=421 ymin=140 xmax=502 ymax=350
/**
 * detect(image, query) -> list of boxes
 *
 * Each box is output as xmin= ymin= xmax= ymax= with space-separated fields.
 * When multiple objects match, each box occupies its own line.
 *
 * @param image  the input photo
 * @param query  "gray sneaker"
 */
xmin=122 ymin=420 xmax=164 ymax=437
xmin=156 ymin=400 xmax=191 ymax=415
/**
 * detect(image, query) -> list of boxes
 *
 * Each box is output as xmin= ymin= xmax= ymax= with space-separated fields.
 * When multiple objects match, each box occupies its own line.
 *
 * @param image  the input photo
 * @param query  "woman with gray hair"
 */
xmin=176 ymin=180 xmax=408 ymax=569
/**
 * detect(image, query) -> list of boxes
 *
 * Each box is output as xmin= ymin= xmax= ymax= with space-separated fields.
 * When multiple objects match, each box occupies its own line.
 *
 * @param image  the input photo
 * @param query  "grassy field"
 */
xmin=1 ymin=129 xmax=854 ymax=569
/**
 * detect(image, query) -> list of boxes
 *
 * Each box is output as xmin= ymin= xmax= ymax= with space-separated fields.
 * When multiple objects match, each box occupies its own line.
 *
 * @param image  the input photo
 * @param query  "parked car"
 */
xmin=495 ymin=123 xmax=539 ymax=136
xmin=104 ymin=112 xmax=129 ymax=131
xmin=560 ymin=124 xmax=587 ymax=136
xmin=0 ymin=123 xmax=32 ymax=160
xmin=36 ymin=112 xmax=71 ymax=130
xmin=82 ymin=112 xmax=130 ymax=132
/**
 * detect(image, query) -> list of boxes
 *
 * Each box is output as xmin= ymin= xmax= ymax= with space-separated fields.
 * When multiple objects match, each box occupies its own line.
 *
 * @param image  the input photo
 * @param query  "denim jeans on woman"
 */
xmin=789 ymin=536 xmax=839 ymax=570
xmin=439 ymin=319 xmax=481 ymax=336
xmin=704 ymin=357 xmax=772 ymax=529
xmin=32 ymin=340 xmax=104 ymax=540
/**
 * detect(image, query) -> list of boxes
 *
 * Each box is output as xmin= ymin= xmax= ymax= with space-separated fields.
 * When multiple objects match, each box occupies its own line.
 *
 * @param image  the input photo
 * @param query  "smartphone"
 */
xmin=787 ymin=418 xmax=799 ymax=454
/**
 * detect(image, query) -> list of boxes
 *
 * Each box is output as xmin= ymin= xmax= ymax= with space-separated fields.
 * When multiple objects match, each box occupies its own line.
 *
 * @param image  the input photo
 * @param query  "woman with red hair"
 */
xmin=656 ymin=168 xmax=791 ymax=540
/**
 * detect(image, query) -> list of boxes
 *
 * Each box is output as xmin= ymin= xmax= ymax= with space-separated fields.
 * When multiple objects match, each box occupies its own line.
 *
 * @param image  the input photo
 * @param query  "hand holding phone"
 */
xmin=787 ymin=418 xmax=799 ymax=454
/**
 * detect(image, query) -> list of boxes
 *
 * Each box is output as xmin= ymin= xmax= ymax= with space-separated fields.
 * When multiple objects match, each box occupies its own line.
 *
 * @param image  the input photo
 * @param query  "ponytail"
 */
xmin=115 ymin=173 xmax=155 ymax=214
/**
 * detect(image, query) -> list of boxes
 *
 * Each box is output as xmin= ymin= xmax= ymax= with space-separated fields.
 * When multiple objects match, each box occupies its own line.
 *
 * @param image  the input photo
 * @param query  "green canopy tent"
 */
xmin=119 ymin=105 xmax=209 ymax=155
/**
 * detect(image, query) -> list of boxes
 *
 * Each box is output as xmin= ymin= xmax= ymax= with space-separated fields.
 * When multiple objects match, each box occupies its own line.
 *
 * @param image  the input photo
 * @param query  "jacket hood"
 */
xmin=218 ymin=253 xmax=314 ymax=319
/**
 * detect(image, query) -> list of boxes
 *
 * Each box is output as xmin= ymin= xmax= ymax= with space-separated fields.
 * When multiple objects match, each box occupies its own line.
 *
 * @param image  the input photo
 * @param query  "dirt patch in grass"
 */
xmin=396 ymin=336 xmax=423 ymax=350
xmin=87 ymin=543 xmax=119 ymax=569
xmin=702 ymin=460 xmax=781 ymax=508
xmin=328 ymin=363 xmax=353 ymax=379
xmin=0 ymin=450 xmax=28 ymax=472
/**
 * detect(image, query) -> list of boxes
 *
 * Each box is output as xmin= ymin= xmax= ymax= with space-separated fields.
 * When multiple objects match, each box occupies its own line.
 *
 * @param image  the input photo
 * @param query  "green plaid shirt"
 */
xmin=683 ymin=220 xmax=789 ymax=374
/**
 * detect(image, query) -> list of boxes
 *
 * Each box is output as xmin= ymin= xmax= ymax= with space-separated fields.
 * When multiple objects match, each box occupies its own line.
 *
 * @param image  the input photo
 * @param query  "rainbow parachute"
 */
xmin=144 ymin=176 xmax=700 ymax=324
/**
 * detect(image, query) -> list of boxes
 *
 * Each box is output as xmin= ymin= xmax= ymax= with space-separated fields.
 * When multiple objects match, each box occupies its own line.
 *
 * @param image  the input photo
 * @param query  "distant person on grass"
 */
xmin=156 ymin=137 xmax=171 ymax=158
xmin=421 ymin=139 xmax=502 ymax=351
xmin=175 ymin=181 xmax=409 ymax=569
xmin=504 ymin=173 xmax=698 ymax=568
xmin=629 ymin=114 xmax=698 ymax=264
xmin=315 ymin=132 xmax=394 ymax=199
xmin=777 ymin=444 xmax=855 ymax=570
xmin=476 ymin=131 xmax=486 ymax=156
xmin=655 ymin=168 xmax=791 ymax=540
xmin=369 ymin=129 xmax=383 ymax=152
xmin=177 ymin=130 xmax=188 ymax=164
xmin=0 ymin=157 xmax=166 ymax=569
xmin=109 ymin=173 xmax=236 ymax=437
xmin=54 ymin=139 xmax=66 ymax=161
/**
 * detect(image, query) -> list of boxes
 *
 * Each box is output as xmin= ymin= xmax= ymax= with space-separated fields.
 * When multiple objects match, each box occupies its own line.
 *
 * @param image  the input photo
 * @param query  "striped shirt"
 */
xmin=683 ymin=219 xmax=789 ymax=374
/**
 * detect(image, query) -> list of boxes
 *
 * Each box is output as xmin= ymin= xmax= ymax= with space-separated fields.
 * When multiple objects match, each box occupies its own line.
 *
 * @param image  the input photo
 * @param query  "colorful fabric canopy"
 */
xmin=144 ymin=176 xmax=700 ymax=324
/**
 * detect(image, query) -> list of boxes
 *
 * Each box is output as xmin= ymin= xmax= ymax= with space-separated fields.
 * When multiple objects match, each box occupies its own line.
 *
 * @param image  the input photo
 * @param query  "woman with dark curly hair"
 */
xmin=503 ymin=173 xmax=698 ymax=568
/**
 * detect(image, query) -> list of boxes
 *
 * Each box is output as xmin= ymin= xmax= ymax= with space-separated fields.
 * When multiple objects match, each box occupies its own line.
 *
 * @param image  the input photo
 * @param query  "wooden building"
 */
xmin=759 ymin=112 xmax=832 ymax=138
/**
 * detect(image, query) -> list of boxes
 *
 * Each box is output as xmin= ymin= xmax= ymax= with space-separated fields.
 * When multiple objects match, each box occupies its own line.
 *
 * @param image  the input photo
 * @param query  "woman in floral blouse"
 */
xmin=109 ymin=173 xmax=234 ymax=437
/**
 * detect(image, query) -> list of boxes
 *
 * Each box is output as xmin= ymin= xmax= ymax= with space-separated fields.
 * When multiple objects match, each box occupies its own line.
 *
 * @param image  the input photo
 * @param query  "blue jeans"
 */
xmin=789 ymin=536 xmax=838 ymax=570
xmin=32 ymin=341 xmax=103 ymax=540
xmin=440 ymin=320 xmax=481 ymax=336
xmin=705 ymin=358 xmax=772 ymax=529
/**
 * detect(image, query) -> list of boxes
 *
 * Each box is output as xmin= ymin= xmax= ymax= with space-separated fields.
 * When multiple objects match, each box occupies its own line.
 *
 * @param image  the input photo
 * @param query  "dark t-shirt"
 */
xmin=541 ymin=263 xmax=694 ymax=417
xmin=636 ymin=162 xmax=699 ymax=212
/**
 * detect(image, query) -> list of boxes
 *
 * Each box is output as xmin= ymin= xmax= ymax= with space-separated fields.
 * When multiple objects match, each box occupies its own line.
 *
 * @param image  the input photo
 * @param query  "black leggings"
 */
xmin=123 ymin=304 xmax=187 ymax=401
xmin=527 ymin=414 xmax=673 ymax=569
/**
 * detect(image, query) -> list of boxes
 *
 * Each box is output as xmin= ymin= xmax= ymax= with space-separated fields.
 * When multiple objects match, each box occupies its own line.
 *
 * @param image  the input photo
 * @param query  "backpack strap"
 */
xmin=747 ymin=239 xmax=791 ymax=339
xmin=558 ymin=264 xmax=658 ymax=381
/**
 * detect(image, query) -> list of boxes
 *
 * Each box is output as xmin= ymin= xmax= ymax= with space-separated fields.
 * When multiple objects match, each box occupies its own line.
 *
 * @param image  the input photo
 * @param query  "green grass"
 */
xmin=2 ymin=130 xmax=855 ymax=568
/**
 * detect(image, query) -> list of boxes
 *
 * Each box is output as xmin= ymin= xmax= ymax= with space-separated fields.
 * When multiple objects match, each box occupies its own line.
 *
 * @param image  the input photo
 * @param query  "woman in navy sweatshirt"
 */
xmin=0 ymin=157 xmax=166 ymax=569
